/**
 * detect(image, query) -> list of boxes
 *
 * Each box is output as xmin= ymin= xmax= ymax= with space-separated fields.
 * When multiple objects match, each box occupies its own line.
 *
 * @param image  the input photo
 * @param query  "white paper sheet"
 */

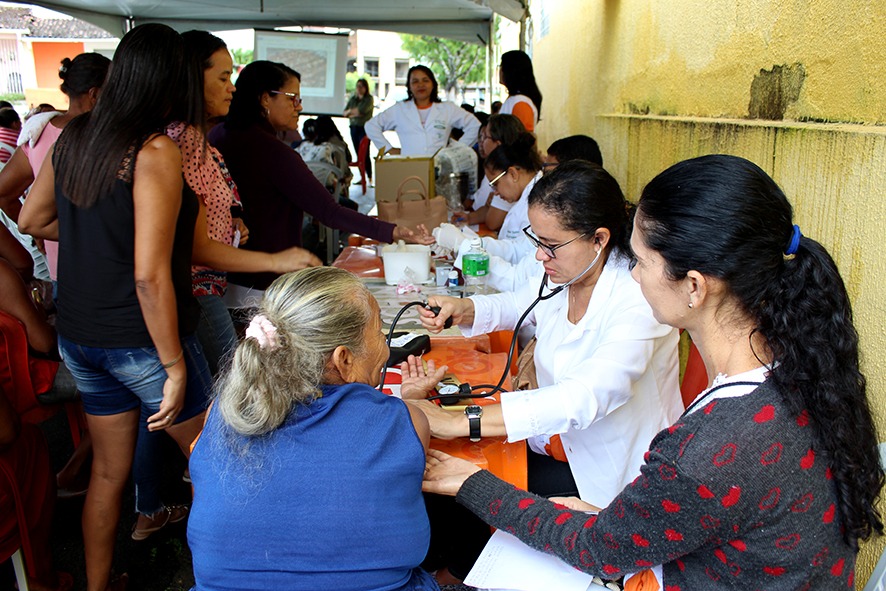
xmin=464 ymin=530 xmax=605 ymax=591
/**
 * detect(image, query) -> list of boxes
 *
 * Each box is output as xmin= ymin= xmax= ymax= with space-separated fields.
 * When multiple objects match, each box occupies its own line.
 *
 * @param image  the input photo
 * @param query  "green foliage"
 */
xmin=345 ymin=72 xmax=373 ymax=95
xmin=230 ymin=48 xmax=253 ymax=67
xmin=0 ymin=93 xmax=24 ymax=102
xmin=399 ymin=34 xmax=486 ymax=97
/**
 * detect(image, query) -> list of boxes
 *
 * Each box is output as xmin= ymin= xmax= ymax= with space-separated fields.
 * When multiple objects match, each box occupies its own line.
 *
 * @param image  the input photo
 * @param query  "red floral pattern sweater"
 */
xmin=456 ymin=380 xmax=855 ymax=590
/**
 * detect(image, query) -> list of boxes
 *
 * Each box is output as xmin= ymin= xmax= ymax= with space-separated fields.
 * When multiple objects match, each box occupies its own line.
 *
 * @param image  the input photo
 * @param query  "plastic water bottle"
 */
xmin=462 ymin=238 xmax=490 ymax=296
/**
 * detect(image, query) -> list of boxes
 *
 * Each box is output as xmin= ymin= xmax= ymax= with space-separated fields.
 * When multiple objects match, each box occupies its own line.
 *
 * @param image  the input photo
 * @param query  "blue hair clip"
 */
xmin=785 ymin=224 xmax=801 ymax=255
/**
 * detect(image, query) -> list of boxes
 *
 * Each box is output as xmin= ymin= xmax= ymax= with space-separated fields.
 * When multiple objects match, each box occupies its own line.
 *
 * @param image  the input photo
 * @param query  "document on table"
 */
xmin=465 ymin=529 xmax=605 ymax=591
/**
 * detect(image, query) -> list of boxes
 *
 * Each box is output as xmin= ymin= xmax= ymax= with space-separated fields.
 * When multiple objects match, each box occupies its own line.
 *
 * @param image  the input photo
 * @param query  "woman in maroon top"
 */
xmin=209 ymin=60 xmax=431 ymax=292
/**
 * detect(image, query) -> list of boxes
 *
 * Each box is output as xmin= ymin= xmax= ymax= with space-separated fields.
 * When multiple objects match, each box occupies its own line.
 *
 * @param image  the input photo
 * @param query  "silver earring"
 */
xmin=688 ymin=302 xmax=693 ymax=309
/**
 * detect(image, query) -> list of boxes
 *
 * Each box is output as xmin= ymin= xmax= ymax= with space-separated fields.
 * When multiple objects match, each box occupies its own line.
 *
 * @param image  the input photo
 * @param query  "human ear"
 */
xmin=329 ymin=345 xmax=355 ymax=382
xmin=593 ymin=228 xmax=611 ymax=252
xmin=685 ymin=270 xmax=707 ymax=308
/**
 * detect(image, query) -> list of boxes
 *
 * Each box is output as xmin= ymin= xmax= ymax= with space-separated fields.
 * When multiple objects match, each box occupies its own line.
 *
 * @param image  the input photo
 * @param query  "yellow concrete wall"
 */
xmin=528 ymin=0 xmax=886 ymax=585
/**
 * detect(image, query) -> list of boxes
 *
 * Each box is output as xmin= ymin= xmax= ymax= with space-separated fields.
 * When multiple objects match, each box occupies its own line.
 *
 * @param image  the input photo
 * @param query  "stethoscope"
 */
xmin=379 ymin=247 xmax=604 ymax=400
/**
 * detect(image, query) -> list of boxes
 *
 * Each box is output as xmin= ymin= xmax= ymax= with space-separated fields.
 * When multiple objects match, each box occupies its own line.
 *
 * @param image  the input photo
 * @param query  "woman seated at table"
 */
xmin=460 ymin=114 xmax=526 ymax=230
xmin=423 ymin=154 xmax=884 ymax=590
xmin=209 ymin=61 xmax=430 ymax=297
xmin=188 ymin=267 xmax=439 ymax=591
xmin=413 ymin=161 xmax=683 ymax=580
xmin=364 ymin=65 xmax=479 ymax=157
xmin=441 ymin=132 xmax=543 ymax=270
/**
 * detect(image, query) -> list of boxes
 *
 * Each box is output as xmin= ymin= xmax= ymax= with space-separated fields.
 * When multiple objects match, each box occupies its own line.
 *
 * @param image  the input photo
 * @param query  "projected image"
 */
xmin=254 ymin=30 xmax=347 ymax=115
xmin=266 ymin=47 xmax=329 ymax=90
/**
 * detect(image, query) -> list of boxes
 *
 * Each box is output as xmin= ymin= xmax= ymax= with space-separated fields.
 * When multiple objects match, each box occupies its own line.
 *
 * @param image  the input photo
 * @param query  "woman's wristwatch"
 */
xmin=465 ymin=405 xmax=483 ymax=442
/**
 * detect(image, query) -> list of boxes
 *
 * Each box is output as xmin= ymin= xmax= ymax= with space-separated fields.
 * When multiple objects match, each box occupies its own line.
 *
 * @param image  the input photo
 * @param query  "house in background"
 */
xmin=0 ymin=5 xmax=117 ymax=109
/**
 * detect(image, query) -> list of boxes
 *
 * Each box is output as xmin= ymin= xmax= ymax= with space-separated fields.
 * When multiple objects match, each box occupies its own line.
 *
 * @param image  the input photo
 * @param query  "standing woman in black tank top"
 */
xmin=20 ymin=24 xmax=212 ymax=591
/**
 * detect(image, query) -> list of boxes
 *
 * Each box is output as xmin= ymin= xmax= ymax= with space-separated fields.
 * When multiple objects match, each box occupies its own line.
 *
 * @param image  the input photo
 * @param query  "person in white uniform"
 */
xmin=364 ymin=65 xmax=480 ymax=157
xmin=413 ymin=160 xmax=683 ymax=507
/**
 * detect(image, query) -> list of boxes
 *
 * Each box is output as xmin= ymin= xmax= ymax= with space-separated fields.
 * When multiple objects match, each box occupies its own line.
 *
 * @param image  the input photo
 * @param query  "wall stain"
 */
xmin=748 ymin=63 xmax=807 ymax=120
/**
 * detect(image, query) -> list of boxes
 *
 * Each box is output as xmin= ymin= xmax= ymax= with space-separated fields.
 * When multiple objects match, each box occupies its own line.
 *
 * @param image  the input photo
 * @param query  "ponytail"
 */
xmin=216 ymin=267 xmax=372 ymax=437
xmin=758 ymin=237 xmax=883 ymax=547
xmin=637 ymin=154 xmax=883 ymax=547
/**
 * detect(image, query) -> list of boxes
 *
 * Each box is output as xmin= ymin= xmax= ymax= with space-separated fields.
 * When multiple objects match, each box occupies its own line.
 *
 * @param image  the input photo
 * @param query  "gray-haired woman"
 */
xmin=187 ymin=266 xmax=440 ymax=590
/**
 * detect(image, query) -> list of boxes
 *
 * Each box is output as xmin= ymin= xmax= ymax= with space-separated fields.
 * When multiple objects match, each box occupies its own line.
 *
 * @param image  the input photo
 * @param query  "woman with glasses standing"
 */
xmin=411 ymin=161 xmax=682 ymax=583
xmin=209 ymin=61 xmax=430 ymax=299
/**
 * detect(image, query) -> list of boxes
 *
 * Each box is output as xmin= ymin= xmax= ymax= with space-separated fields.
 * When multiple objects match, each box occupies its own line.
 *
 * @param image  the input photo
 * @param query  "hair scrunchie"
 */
xmin=245 ymin=314 xmax=278 ymax=349
xmin=785 ymin=224 xmax=802 ymax=255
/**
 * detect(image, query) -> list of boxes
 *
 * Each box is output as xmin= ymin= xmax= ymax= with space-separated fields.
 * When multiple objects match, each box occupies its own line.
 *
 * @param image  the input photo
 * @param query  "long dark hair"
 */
xmin=528 ymin=160 xmax=631 ymax=258
xmin=405 ymin=65 xmax=441 ymax=103
xmin=500 ymin=50 xmax=542 ymax=118
xmin=225 ymin=60 xmax=298 ymax=130
xmin=485 ymin=131 xmax=542 ymax=174
xmin=58 ymin=52 xmax=110 ymax=98
xmin=635 ymin=154 xmax=883 ymax=548
xmin=55 ymin=24 xmax=198 ymax=208
xmin=313 ymin=115 xmax=343 ymax=145
xmin=181 ymin=30 xmax=227 ymax=125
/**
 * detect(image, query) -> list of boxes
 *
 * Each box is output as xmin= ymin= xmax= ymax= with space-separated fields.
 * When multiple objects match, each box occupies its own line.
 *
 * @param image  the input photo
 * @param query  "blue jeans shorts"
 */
xmin=58 ymin=333 xmax=211 ymax=421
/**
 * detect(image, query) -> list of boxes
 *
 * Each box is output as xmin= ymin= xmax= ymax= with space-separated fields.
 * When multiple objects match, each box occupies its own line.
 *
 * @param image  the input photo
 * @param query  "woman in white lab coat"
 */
xmin=364 ymin=65 xmax=480 ymax=157
xmin=414 ymin=160 xmax=683 ymax=507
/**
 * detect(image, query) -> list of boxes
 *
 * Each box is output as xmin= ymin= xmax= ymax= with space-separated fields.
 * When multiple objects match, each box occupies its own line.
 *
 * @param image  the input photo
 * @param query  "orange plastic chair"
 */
xmin=348 ymin=136 xmax=371 ymax=195
xmin=0 ymin=310 xmax=83 ymax=446
xmin=680 ymin=340 xmax=708 ymax=409
xmin=0 ymin=456 xmax=35 ymax=591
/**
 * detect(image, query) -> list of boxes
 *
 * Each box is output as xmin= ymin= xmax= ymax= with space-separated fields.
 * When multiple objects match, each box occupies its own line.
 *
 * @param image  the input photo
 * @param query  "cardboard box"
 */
xmin=374 ymin=152 xmax=436 ymax=202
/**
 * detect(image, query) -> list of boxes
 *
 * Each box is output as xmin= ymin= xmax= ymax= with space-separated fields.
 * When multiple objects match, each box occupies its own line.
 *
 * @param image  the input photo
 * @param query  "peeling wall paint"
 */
xmin=530 ymin=0 xmax=886 ymax=584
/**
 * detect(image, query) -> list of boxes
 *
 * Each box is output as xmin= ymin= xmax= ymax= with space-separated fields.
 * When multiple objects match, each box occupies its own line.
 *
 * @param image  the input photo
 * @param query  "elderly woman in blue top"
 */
xmin=188 ymin=267 xmax=439 ymax=591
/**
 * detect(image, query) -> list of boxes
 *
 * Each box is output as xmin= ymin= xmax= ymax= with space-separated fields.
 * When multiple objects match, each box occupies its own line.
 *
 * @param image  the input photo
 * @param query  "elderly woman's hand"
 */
xmin=400 ymin=355 xmax=447 ymax=399
xmin=422 ymin=448 xmax=481 ymax=496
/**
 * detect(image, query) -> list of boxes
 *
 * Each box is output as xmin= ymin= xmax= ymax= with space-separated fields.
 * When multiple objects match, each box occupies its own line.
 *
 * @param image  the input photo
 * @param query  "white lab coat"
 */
xmin=462 ymin=255 xmax=683 ymax=506
xmin=365 ymin=99 xmax=480 ymax=157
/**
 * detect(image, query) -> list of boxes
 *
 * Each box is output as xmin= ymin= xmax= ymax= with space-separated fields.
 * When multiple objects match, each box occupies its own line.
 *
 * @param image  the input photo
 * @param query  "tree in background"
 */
xmin=399 ymin=34 xmax=486 ymax=100
xmin=231 ymin=48 xmax=253 ymax=68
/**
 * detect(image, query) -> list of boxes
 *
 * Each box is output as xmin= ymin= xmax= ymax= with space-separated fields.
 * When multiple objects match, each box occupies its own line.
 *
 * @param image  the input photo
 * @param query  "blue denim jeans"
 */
xmin=195 ymin=294 xmax=238 ymax=377
xmin=59 ymin=333 xmax=212 ymax=515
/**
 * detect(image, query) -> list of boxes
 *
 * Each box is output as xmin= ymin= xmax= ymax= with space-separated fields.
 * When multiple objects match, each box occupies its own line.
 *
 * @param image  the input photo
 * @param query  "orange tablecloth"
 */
xmin=424 ymin=335 xmax=526 ymax=490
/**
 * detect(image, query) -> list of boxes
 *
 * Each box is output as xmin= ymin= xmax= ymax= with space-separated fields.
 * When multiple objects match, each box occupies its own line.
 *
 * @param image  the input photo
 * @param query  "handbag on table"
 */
xmin=376 ymin=175 xmax=447 ymax=233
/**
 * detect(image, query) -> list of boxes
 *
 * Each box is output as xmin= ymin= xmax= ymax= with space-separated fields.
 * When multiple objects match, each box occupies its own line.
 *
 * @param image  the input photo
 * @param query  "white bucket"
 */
xmin=381 ymin=243 xmax=431 ymax=285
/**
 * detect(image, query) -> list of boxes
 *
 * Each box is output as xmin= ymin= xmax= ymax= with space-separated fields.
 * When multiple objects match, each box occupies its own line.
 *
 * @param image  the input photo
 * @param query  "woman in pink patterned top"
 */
xmin=169 ymin=30 xmax=321 ymax=376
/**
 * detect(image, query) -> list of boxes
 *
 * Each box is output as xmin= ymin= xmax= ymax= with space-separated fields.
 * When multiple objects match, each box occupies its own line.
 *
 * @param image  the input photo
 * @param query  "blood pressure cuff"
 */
xmin=386 ymin=332 xmax=431 ymax=367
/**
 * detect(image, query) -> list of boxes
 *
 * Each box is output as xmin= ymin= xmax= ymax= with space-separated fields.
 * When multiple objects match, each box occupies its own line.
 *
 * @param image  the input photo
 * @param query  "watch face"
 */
xmin=437 ymin=384 xmax=459 ymax=395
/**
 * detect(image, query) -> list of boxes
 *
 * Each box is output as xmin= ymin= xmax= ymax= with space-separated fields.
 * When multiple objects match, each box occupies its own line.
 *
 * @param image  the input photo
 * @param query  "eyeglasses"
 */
xmin=488 ymin=170 xmax=507 ymax=188
xmin=270 ymin=90 xmax=302 ymax=106
xmin=522 ymin=225 xmax=587 ymax=259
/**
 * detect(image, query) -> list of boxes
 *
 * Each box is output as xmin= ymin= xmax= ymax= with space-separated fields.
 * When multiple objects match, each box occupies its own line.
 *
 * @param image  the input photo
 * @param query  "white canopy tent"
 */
xmin=15 ymin=0 xmax=527 ymax=43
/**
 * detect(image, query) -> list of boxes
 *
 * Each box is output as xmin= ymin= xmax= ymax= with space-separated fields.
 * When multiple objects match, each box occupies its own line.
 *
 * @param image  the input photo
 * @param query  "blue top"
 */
xmin=188 ymin=382 xmax=438 ymax=591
